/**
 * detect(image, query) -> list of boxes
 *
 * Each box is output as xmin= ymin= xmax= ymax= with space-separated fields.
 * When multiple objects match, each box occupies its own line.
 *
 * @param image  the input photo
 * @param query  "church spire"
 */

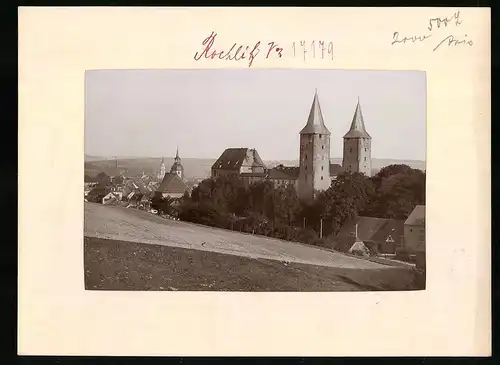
xmin=175 ymin=146 xmax=179 ymax=159
xmin=300 ymin=90 xmax=331 ymax=135
xmin=343 ymin=99 xmax=371 ymax=139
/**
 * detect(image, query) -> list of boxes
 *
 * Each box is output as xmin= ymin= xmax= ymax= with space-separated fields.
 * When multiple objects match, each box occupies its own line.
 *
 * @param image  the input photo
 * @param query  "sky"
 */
xmin=85 ymin=69 xmax=426 ymax=161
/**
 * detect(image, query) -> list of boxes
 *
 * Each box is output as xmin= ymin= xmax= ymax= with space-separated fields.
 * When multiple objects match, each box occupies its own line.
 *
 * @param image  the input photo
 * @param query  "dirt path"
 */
xmin=84 ymin=202 xmax=389 ymax=270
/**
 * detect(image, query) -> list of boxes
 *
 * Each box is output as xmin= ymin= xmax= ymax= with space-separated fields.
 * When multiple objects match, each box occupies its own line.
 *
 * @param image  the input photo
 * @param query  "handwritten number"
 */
xmin=318 ymin=41 xmax=325 ymax=59
xmin=292 ymin=42 xmax=295 ymax=57
xmin=311 ymin=41 xmax=315 ymax=58
xmin=300 ymin=41 xmax=307 ymax=61
xmin=328 ymin=42 xmax=334 ymax=60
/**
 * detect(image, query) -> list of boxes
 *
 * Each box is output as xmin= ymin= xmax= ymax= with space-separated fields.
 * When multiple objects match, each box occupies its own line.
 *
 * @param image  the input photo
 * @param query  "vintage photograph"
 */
xmin=84 ymin=69 xmax=426 ymax=291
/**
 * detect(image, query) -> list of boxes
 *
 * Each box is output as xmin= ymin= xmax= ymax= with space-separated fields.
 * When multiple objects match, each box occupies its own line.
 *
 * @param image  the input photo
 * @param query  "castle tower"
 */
xmin=298 ymin=90 xmax=331 ymax=202
xmin=170 ymin=146 xmax=184 ymax=180
xmin=157 ymin=157 xmax=167 ymax=181
xmin=342 ymin=98 xmax=372 ymax=177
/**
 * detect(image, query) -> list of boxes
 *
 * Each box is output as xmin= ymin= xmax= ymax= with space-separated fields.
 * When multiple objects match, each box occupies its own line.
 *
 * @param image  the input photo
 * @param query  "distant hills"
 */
xmin=84 ymin=154 xmax=426 ymax=179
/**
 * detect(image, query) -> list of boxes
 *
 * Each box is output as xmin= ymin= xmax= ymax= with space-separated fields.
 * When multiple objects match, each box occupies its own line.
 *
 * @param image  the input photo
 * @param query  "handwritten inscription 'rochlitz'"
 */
xmin=391 ymin=10 xmax=473 ymax=52
xmin=193 ymin=31 xmax=283 ymax=67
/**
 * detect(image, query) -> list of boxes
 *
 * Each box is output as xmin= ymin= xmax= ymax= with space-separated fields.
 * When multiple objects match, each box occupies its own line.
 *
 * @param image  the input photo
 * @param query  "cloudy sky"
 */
xmin=85 ymin=69 xmax=426 ymax=161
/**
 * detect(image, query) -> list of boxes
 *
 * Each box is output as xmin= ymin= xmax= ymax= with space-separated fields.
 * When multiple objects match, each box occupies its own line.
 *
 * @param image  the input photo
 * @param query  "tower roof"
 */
xmin=300 ymin=90 xmax=331 ymax=135
xmin=344 ymin=99 xmax=371 ymax=139
xmin=175 ymin=146 xmax=180 ymax=159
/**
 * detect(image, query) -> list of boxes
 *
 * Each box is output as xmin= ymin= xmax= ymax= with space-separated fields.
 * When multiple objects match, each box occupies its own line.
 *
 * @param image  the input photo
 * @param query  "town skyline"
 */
xmin=85 ymin=69 xmax=426 ymax=161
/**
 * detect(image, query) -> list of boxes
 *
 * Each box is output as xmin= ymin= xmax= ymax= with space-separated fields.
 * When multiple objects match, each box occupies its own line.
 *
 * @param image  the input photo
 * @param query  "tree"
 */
xmin=151 ymin=194 xmax=176 ymax=215
xmin=312 ymin=172 xmax=375 ymax=236
xmin=96 ymin=172 xmax=111 ymax=186
xmin=363 ymin=164 xmax=426 ymax=219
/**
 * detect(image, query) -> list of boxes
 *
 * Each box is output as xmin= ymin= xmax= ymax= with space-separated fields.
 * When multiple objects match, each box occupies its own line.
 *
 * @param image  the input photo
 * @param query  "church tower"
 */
xmin=342 ymin=98 xmax=372 ymax=177
xmin=298 ymin=90 xmax=331 ymax=202
xmin=170 ymin=147 xmax=184 ymax=180
xmin=157 ymin=157 xmax=167 ymax=181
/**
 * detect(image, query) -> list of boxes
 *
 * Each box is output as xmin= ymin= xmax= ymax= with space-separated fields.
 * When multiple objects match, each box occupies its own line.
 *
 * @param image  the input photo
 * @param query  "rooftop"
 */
xmin=343 ymin=99 xmax=372 ymax=139
xmin=300 ymin=91 xmax=331 ymax=135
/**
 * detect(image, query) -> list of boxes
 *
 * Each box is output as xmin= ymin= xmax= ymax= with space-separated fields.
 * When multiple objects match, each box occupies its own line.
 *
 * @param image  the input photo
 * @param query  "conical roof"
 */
xmin=344 ymin=99 xmax=371 ymax=139
xmin=300 ymin=90 xmax=331 ymax=135
xmin=175 ymin=146 xmax=179 ymax=159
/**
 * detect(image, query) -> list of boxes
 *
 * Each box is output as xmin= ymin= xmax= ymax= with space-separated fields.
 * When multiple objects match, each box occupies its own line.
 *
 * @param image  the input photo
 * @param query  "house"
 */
xmin=87 ymin=184 xmax=111 ymax=203
xmin=329 ymin=163 xmax=343 ymax=180
xmin=102 ymin=192 xmax=122 ymax=205
xmin=211 ymin=148 xmax=266 ymax=178
xmin=404 ymin=205 xmax=425 ymax=268
xmin=266 ymin=166 xmax=300 ymax=189
xmin=156 ymin=172 xmax=189 ymax=199
xmin=335 ymin=216 xmax=405 ymax=255
xmin=122 ymin=178 xmax=155 ymax=201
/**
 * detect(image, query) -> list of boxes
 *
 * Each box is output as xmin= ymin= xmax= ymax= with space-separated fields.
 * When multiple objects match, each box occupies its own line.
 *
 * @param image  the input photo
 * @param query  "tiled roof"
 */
xmin=300 ymin=91 xmax=331 ymax=135
xmin=343 ymin=100 xmax=372 ymax=139
xmin=329 ymin=163 xmax=343 ymax=176
xmin=267 ymin=166 xmax=300 ymax=180
xmin=335 ymin=216 xmax=405 ymax=253
xmin=157 ymin=172 xmax=188 ymax=195
xmin=405 ymin=205 xmax=425 ymax=226
xmin=212 ymin=148 xmax=266 ymax=171
xmin=240 ymin=172 xmax=267 ymax=178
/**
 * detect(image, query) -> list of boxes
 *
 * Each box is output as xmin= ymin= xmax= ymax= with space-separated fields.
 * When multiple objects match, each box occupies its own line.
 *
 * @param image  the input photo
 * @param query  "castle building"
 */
xmin=170 ymin=147 xmax=185 ymax=180
xmin=342 ymin=99 xmax=372 ymax=177
xmin=298 ymin=90 xmax=332 ymax=201
xmin=211 ymin=148 xmax=266 ymax=178
xmin=211 ymin=91 xmax=372 ymax=202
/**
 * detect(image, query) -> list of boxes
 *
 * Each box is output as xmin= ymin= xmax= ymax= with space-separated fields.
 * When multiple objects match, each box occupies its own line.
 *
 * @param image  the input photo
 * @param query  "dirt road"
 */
xmin=84 ymin=202 xmax=389 ymax=270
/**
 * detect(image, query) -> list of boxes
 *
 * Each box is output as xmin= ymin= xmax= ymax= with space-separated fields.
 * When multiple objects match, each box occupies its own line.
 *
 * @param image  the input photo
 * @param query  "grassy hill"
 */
xmin=84 ymin=155 xmax=426 ymax=179
xmin=84 ymin=203 xmax=424 ymax=291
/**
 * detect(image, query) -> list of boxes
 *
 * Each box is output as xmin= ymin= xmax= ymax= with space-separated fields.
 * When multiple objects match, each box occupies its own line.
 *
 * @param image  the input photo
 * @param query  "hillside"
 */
xmin=84 ymin=155 xmax=426 ymax=179
xmin=84 ymin=202 xmax=424 ymax=291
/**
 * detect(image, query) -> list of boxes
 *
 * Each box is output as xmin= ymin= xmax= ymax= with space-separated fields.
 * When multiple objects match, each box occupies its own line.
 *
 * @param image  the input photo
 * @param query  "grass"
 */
xmin=84 ymin=237 xmax=425 ymax=292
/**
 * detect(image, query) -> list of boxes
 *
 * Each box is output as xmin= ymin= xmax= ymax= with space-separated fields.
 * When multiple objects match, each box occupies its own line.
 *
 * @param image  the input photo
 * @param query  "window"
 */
xmin=321 ymin=166 xmax=323 ymax=171
xmin=322 ymin=145 xmax=324 ymax=149
xmin=350 ymin=148 xmax=353 ymax=153
xmin=364 ymin=157 xmax=366 ymax=161
xmin=365 ymin=148 xmax=367 ymax=152
xmin=321 ymin=176 xmax=323 ymax=180
xmin=305 ymin=166 xmax=307 ymax=171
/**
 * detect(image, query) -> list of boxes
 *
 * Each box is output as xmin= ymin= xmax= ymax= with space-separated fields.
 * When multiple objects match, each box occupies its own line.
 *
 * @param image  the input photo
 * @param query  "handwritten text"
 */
xmin=193 ymin=31 xmax=284 ymax=67
xmin=292 ymin=41 xmax=334 ymax=61
xmin=390 ymin=10 xmax=473 ymax=52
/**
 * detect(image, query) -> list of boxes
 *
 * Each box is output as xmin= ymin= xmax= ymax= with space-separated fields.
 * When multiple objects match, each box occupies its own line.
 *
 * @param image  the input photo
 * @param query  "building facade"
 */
xmin=211 ymin=148 xmax=266 ymax=178
xmin=404 ymin=205 xmax=425 ymax=253
xmin=298 ymin=91 xmax=332 ymax=201
xmin=342 ymin=99 xmax=372 ymax=177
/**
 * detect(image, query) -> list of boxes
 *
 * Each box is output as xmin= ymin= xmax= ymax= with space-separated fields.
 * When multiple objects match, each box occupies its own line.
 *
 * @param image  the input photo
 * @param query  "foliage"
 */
xmin=175 ymin=164 xmax=425 ymax=248
xmin=151 ymin=194 xmax=176 ymax=215
xmin=96 ymin=172 xmax=111 ymax=186
xmin=362 ymin=164 xmax=426 ymax=219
